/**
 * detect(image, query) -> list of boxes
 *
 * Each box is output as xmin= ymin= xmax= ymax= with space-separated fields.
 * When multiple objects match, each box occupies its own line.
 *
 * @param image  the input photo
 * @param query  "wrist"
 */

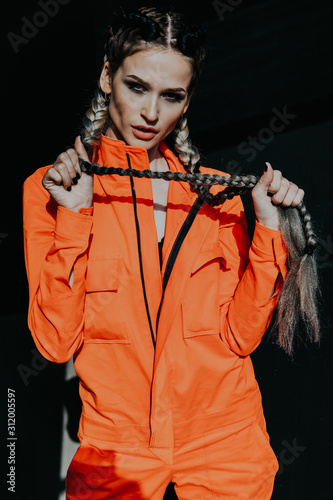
xmin=256 ymin=216 xmax=280 ymax=231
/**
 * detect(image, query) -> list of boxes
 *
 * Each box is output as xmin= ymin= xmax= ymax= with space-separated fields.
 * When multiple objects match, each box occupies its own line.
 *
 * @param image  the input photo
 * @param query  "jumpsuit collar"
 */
xmin=96 ymin=134 xmax=197 ymax=201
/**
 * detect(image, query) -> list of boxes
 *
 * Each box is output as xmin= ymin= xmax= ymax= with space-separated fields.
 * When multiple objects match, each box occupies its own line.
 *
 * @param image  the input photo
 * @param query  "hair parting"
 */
xmin=77 ymin=6 xmax=320 ymax=356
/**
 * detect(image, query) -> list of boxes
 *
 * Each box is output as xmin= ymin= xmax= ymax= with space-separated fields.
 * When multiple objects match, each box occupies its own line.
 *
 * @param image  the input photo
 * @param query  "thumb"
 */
xmin=256 ymin=161 xmax=274 ymax=193
xmin=74 ymin=135 xmax=90 ymax=162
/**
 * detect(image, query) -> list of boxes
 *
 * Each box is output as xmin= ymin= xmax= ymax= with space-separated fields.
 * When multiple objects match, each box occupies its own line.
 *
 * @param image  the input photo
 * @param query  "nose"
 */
xmin=141 ymin=95 xmax=159 ymax=123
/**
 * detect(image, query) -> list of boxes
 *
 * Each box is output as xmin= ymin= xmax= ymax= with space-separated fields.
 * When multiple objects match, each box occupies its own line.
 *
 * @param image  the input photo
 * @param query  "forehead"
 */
xmin=119 ymin=48 xmax=193 ymax=90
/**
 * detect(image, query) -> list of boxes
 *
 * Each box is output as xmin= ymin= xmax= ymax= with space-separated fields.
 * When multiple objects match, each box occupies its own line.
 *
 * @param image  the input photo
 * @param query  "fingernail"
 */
xmin=72 ymin=177 xmax=78 ymax=185
xmin=76 ymin=172 xmax=81 ymax=180
xmin=67 ymin=186 xmax=72 ymax=192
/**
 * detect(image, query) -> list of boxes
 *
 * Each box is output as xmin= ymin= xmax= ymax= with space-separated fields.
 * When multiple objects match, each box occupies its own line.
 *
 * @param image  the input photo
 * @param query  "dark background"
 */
xmin=2 ymin=0 xmax=333 ymax=498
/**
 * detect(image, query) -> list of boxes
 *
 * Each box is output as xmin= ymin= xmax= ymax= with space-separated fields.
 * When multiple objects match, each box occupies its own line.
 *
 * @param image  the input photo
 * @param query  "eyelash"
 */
xmin=126 ymin=82 xmax=183 ymax=103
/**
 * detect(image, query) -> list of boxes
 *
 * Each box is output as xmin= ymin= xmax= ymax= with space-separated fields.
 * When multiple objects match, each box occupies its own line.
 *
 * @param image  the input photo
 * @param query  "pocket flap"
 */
xmin=85 ymin=257 xmax=122 ymax=292
xmin=191 ymin=245 xmax=227 ymax=275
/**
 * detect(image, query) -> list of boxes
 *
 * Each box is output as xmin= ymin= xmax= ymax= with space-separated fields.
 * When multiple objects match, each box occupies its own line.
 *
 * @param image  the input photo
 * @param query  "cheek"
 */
xmin=109 ymin=92 xmax=129 ymax=124
xmin=109 ymin=83 xmax=138 ymax=126
xmin=161 ymin=107 xmax=183 ymax=134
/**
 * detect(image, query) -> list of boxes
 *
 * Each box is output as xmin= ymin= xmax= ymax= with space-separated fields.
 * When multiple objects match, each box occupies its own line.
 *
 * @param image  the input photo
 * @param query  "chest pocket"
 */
xmin=182 ymin=245 xmax=227 ymax=338
xmin=83 ymin=257 xmax=131 ymax=344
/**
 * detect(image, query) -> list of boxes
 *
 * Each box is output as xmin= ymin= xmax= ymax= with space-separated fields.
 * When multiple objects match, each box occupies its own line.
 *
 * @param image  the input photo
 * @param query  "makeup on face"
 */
xmin=131 ymin=125 xmax=158 ymax=141
xmin=103 ymin=49 xmax=193 ymax=155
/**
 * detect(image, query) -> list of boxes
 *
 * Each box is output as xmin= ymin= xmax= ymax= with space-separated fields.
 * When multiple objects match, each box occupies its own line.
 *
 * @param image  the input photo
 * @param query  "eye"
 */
xmin=126 ymin=81 xmax=146 ymax=94
xmin=163 ymin=92 xmax=183 ymax=103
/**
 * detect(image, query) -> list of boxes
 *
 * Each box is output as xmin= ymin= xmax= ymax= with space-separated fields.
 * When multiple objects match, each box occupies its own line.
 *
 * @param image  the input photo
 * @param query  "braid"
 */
xmin=172 ymin=115 xmax=215 ymax=201
xmin=80 ymin=87 xmax=110 ymax=155
xmin=172 ymin=115 xmax=200 ymax=170
xmin=79 ymin=155 xmax=320 ymax=356
xmin=79 ymin=158 xmax=259 ymax=188
xmin=271 ymin=202 xmax=320 ymax=354
xmin=172 ymin=114 xmax=250 ymax=206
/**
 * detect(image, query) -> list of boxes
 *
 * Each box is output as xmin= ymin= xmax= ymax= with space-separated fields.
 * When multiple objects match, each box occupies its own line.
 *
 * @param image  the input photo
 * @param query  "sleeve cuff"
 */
xmin=79 ymin=207 xmax=94 ymax=216
xmin=55 ymin=205 xmax=93 ymax=243
xmin=251 ymin=221 xmax=288 ymax=277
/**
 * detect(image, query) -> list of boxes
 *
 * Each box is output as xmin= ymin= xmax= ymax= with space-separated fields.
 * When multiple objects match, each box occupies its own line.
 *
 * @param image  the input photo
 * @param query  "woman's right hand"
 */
xmin=42 ymin=136 xmax=93 ymax=212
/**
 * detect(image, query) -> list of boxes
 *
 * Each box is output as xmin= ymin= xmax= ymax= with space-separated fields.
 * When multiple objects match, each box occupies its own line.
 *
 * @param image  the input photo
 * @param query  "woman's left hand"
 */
xmin=251 ymin=162 xmax=305 ymax=231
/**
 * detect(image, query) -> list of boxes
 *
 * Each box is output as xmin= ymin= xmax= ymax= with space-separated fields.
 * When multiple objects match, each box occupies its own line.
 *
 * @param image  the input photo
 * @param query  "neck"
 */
xmin=147 ymin=144 xmax=163 ymax=166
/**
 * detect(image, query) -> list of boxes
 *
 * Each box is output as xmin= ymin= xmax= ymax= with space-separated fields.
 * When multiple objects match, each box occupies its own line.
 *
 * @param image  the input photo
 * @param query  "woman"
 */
xmin=23 ymin=7 xmax=308 ymax=499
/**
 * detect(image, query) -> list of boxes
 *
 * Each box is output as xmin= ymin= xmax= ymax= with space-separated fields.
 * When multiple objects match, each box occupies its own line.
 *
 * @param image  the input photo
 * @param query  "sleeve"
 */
xmin=23 ymin=169 xmax=93 ymax=363
xmin=218 ymin=195 xmax=288 ymax=356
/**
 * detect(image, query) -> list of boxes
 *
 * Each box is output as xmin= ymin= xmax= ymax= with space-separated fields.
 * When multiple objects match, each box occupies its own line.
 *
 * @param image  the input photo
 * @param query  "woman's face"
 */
xmin=100 ymin=48 xmax=193 ymax=154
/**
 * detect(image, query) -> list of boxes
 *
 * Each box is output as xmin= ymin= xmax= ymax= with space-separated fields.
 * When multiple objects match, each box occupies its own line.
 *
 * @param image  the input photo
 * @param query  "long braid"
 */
xmin=172 ymin=114 xmax=205 ymax=196
xmin=272 ymin=203 xmax=320 ymax=354
xmin=172 ymin=115 xmax=200 ymax=169
xmin=78 ymin=155 xmax=320 ymax=355
xmin=80 ymin=87 xmax=110 ymax=156
xmin=172 ymin=114 xmax=250 ymax=206
xmin=171 ymin=115 xmax=320 ymax=354
xmin=172 ymin=115 xmax=218 ymax=202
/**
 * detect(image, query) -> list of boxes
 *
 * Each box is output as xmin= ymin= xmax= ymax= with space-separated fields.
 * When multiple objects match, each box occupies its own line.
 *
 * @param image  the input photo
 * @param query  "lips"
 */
xmin=131 ymin=125 xmax=158 ymax=141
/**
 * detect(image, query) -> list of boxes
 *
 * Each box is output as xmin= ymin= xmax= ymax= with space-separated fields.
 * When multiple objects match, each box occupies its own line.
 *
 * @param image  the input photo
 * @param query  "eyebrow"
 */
xmin=126 ymin=74 xmax=187 ymax=93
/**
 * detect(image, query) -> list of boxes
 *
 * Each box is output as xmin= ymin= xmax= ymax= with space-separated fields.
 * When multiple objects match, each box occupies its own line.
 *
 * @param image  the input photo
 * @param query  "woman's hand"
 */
xmin=251 ymin=162 xmax=304 ymax=231
xmin=42 ymin=136 xmax=93 ymax=213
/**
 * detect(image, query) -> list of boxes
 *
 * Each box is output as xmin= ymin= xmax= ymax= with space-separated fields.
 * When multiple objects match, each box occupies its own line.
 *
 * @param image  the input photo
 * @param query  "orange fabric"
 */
xmin=23 ymin=135 xmax=286 ymax=486
xmin=66 ymin=415 xmax=278 ymax=499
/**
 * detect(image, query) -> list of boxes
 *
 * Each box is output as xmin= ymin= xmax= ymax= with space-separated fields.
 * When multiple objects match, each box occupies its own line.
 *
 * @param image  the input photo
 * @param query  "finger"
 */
xmin=42 ymin=166 xmax=63 ymax=187
xmin=74 ymin=136 xmax=90 ymax=162
xmin=291 ymin=188 xmax=305 ymax=207
xmin=271 ymin=177 xmax=290 ymax=204
xmin=65 ymin=148 xmax=78 ymax=168
xmin=267 ymin=168 xmax=282 ymax=195
xmin=55 ymin=151 xmax=79 ymax=186
xmin=279 ymin=182 xmax=299 ymax=207
xmin=53 ymin=162 xmax=74 ymax=191
xmin=254 ymin=162 xmax=275 ymax=196
xmin=65 ymin=148 xmax=81 ymax=183
xmin=55 ymin=151 xmax=76 ymax=172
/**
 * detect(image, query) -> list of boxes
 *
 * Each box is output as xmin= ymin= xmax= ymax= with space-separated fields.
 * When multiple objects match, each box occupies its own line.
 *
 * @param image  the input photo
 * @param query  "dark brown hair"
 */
xmin=81 ymin=7 xmax=205 ymax=153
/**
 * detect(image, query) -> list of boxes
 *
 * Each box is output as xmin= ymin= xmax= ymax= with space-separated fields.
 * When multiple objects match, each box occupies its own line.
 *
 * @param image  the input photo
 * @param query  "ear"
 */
xmin=99 ymin=62 xmax=112 ymax=93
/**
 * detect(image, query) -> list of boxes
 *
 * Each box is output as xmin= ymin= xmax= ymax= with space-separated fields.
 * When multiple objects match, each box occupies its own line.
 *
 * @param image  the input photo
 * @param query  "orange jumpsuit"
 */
xmin=23 ymin=135 xmax=287 ymax=499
